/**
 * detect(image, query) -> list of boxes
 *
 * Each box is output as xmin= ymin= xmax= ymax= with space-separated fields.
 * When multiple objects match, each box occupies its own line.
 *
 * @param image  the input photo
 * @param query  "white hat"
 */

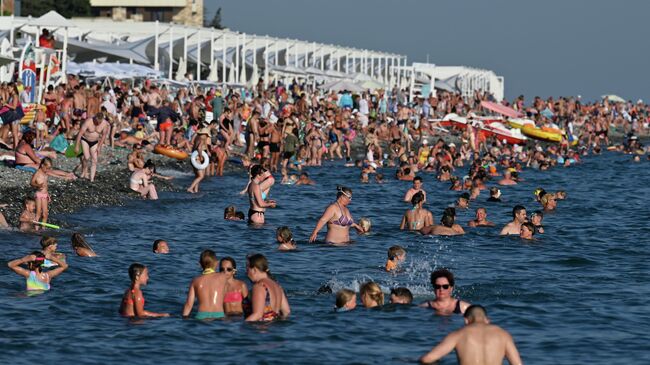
xmin=422 ymin=139 xmax=428 ymax=145
xmin=449 ymin=142 xmax=456 ymax=148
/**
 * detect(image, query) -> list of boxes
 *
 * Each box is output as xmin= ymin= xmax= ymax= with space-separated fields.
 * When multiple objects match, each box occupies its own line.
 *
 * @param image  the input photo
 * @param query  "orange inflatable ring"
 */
xmin=154 ymin=145 xmax=189 ymax=160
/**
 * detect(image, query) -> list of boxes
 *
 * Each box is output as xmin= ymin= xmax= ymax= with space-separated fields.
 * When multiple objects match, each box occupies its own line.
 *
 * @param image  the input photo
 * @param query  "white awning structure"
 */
xmin=0 ymin=13 xmax=504 ymax=99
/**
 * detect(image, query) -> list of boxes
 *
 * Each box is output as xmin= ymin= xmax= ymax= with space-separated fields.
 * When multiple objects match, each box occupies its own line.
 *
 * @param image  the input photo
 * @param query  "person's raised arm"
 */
xmin=419 ymin=331 xmax=460 ymax=364
xmin=44 ymin=254 xmax=68 ymax=279
xmin=181 ymin=282 xmax=196 ymax=318
xmin=7 ymin=255 xmax=33 ymax=278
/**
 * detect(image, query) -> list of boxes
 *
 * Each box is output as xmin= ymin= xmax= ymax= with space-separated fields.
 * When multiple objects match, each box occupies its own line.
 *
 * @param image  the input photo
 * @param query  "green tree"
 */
xmin=206 ymin=7 xmax=224 ymax=29
xmin=21 ymin=0 xmax=90 ymax=18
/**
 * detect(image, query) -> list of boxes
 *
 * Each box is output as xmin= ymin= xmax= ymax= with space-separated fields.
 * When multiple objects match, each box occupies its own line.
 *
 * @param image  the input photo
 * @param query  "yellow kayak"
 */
xmin=521 ymin=125 xmax=563 ymax=143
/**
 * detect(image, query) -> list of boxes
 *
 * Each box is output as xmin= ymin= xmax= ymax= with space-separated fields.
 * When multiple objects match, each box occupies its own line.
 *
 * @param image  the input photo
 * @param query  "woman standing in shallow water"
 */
xmin=247 ymin=164 xmax=276 ymax=224
xmin=309 ymin=186 xmax=366 ymax=244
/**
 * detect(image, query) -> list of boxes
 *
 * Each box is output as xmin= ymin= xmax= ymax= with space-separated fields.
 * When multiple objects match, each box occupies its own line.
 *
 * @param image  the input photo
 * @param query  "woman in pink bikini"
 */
xmin=219 ymin=257 xmax=249 ymax=317
xmin=309 ymin=186 xmax=366 ymax=245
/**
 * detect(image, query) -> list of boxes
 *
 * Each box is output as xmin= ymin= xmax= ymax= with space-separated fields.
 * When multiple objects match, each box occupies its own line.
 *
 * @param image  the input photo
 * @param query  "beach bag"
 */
xmin=50 ymin=134 xmax=69 ymax=153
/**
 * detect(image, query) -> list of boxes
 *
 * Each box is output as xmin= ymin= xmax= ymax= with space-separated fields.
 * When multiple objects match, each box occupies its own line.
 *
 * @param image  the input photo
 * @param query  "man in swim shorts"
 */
xmin=75 ymin=113 xmax=110 ymax=182
xmin=182 ymin=250 xmax=228 ymax=320
xmin=419 ymin=305 xmax=522 ymax=365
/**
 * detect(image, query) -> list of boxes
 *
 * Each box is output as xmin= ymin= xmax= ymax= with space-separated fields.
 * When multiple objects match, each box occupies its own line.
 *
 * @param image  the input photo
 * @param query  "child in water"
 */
xmin=276 ymin=226 xmax=297 ymax=251
xmin=119 ymin=263 xmax=169 ymax=318
xmin=224 ymin=206 xmax=245 ymax=220
xmin=40 ymin=236 xmax=66 ymax=267
xmin=385 ymin=245 xmax=406 ymax=272
xmin=335 ymin=289 xmax=357 ymax=312
xmin=358 ymin=217 xmax=371 ymax=234
xmin=7 ymin=251 xmax=68 ymax=291
xmin=71 ymin=233 xmax=97 ymax=257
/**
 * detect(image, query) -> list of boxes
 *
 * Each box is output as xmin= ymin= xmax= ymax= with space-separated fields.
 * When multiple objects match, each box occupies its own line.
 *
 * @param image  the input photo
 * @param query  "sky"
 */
xmin=204 ymin=0 xmax=648 ymax=103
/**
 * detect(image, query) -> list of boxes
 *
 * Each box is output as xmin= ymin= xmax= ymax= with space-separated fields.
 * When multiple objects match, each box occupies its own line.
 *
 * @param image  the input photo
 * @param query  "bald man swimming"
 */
xmin=420 ymin=305 xmax=522 ymax=365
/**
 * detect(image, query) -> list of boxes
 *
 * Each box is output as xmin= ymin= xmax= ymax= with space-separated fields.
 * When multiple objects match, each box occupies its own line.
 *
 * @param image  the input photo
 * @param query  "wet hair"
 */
xmin=235 ymin=212 xmax=245 ymax=220
xmin=390 ymin=287 xmax=413 ymax=304
xmin=40 ymin=236 xmax=57 ymax=249
xmin=411 ymin=191 xmax=425 ymax=206
xmin=430 ymin=269 xmax=455 ymax=287
xmin=359 ymin=281 xmax=384 ymax=306
xmin=464 ymin=304 xmax=487 ymax=320
xmin=335 ymin=288 xmax=356 ymax=308
xmin=414 ymin=176 xmax=423 ymax=183
xmin=247 ymin=253 xmax=272 ymax=278
xmin=441 ymin=213 xmax=455 ymax=227
xmin=276 ymin=226 xmax=293 ymax=243
xmin=219 ymin=256 xmax=237 ymax=271
xmin=459 ymin=192 xmax=470 ymax=201
xmin=128 ymin=263 xmax=146 ymax=281
xmin=200 ymin=249 xmax=218 ymax=270
xmin=250 ymin=164 xmax=266 ymax=177
xmin=336 ymin=185 xmax=352 ymax=198
xmin=152 ymin=239 xmax=166 ymax=252
xmin=443 ymin=207 xmax=456 ymax=218
xmin=224 ymin=205 xmax=236 ymax=219
xmin=512 ymin=205 xmax=526 ymax=218
xmin=358 ymin=217 xmax=371 ymax=232
xmin=531 ymin=210 xmax=544 ymax=219
xmin=144 ymin=159 xmax=156 ymax=172
xmin=27 ymin=251 xmax=46 ymax=271
xmin=489 ymin=187 xmax=500 ymax=196
xmin=71 ymin=233 xmax=94 ymax=252
xmin=521 ymin=222 xmax=535 ymax=235
xmin=387 ymin=245 xmax=406 ymax=260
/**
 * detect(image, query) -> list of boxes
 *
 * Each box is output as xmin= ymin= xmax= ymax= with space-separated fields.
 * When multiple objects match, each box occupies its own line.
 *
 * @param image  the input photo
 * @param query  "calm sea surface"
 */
xmin=1 ymin=152 xmax=649 ymax=364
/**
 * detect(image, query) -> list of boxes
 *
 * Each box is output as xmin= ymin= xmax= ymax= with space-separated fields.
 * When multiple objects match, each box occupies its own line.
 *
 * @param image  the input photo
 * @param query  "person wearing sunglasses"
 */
xmin=309 ymin=185 xmax=366 ymax=244
xmin=420 ymin=269 xmax=470 ymax=315
xmin=219 ymin=257 xmax=249 ymax=317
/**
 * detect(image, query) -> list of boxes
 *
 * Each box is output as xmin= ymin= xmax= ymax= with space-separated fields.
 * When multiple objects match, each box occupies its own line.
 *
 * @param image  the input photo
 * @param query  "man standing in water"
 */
xmin=419 ymin=305 xmax=522 ymax=365
xmin=182 ymin=250 xmax=228 ymax=320
xmin=500 ymin=205 xmax=527 ymax=235
xmin=75 ymin=113 xmax=110 ymax=182
xmin=404 ymin=176 xmax=426 ymax=203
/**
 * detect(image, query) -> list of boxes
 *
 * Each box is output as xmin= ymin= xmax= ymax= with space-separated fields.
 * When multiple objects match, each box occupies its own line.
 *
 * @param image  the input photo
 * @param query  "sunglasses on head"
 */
xmin=434 ymin=284 xmax=451 ymax=290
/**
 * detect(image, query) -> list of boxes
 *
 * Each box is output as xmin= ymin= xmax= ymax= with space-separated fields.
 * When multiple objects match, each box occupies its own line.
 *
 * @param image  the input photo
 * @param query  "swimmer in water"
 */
xmin=224 ymin=205 xmax=245 ymax=221
xmin=419 ymin=305 xmax=522 ymax=365
xmin=487 ymin=187 xmax=502 ymax=202
xmin=468 ymin=207 xmax=495 ymax=227
xmin=39 ymin=236 xmax=66 ymax=267
xmin=390 ymin=287 xmax=413 ymax=305
xmin=219 ymin=257 xmax=249 ymax=317
xmin=358 ymin=217 xmax=372 ymax=233
xmin=455 ymin=192 xmax=470 ymax=210
xmin=152 ymin=239 xmax=169 ymax=254
xmin=520 ymin=222 xmax=535 ymax=240
xmin=276 ymin=226 xmax=297 ymax=251
xmin=247 ymin=165 xmax=277 ymax=225
xmin=540 ymin=193 xmax=557 ymax=211
xmin=404 ymin=176 xmax=427 ymax=203
xmin=530 ymin=211 xmax=545 ymax=234
xmin=359 ymin=281 xmax=384 ymax=308
xmin=420 ymin=208 xmax=465 ymax=236
xmin=309 ymin=186 xmax=366 ymax=244
xmin=498 ymin=169 xmax=517 ymax=186
xmin=245 ymin=254 xmax=290 ymax=321
xmin=500 ymin=205 xmax=527 ymax=235
xmin=71 ymin=233 xmax=97 ymax=257
xmin=119 ymin=263 xmax=169 ymax=318
xmin=295 ymin=172 xmax=316 ymax=185
xmin=8 ymin=251 xmax=68 ymax=291
xmin=420 ymin=269 xmax=470 ymax=315
xmin=182 ymin=250 xmax=228 ymax=320
xmin=385 ymin=245 xmax=406 ymax=272
xmin=335 ymin=288 xmax=357 ymax=312
xmin=401 ymin=192 xmax=434 ymax=231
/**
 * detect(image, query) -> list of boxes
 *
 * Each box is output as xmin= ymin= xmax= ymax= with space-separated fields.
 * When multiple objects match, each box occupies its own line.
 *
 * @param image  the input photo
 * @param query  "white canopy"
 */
xmin=66 ymin=62 xmax=162 ymax=78
xmin=30 ymin=10 xmax=76 ymax=29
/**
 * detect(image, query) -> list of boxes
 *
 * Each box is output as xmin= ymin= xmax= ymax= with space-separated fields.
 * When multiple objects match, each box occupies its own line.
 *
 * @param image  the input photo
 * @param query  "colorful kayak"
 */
xmin=481 ymin=122 xmax=527 ymax=145
xmin=521 ymin=125 xmax=563 ymax=143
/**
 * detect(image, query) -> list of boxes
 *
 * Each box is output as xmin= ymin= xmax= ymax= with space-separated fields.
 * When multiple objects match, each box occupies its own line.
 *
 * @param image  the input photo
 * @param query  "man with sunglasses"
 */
xmin=419 ymin=269 xmax=470 ymax=315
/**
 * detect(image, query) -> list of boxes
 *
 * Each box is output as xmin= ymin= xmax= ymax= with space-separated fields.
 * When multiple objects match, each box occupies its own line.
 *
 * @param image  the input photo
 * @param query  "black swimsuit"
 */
xmin=81 ymin=137 xmax=99 ymax=148
xmin=427 ymin=299 xmax=462 ymax=314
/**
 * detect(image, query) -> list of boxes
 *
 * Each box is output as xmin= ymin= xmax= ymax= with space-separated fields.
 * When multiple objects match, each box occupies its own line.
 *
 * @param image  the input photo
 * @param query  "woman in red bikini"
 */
xmin=119 ymin=263 xmax=169 ymax=318
xmin=245 ymin=254 xmax=290 ymax=322
xmin=219 ymin=257 xmax=249 ymax=317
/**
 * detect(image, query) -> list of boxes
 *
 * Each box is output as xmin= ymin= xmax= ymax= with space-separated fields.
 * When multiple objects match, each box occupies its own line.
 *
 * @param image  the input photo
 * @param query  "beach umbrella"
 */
xmin=601 ymin=94 xmax=626 ymax=103
xmin=175 ymin=57 xmax=186 ymax=81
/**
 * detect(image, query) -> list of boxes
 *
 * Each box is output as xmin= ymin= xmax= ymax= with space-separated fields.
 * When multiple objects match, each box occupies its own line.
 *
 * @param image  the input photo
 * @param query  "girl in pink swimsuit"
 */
xmin=219 ymin=257 xmax=249 ymax=317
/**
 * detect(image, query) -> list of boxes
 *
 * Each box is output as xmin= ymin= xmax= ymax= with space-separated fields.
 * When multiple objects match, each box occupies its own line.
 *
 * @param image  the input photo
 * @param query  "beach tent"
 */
xmin=601 ymin=94 xmax=626 ymax=103
xmin=30 ymin=10 xmax=76 ymax=29
xmin=319 ymin=80 xmax=364 ymax=93
xmin=480 ymin=101 xmax=522 ymax=118
xmin=57 ymin=37 xmax=151 ymax=65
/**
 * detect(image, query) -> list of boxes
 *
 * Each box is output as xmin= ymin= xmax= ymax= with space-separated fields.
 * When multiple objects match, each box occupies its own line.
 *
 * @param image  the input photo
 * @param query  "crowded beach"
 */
xmin=1 ymin=14 xmax=649 ymax=365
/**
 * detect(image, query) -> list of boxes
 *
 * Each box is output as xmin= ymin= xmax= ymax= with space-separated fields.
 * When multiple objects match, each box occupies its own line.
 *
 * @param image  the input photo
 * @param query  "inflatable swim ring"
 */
xmin=154 ymin=145 xmax=189 ymax=160
xmin=191 ymin=150 xmax=210 ymax=170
